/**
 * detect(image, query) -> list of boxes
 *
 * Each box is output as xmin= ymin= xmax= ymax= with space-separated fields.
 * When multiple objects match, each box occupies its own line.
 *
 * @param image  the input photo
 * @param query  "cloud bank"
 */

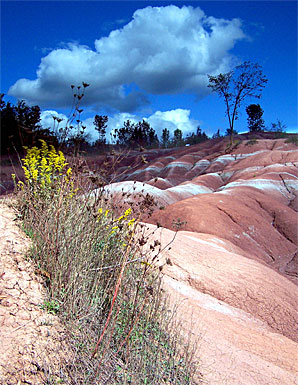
xmin=9 ymin=5 xmax=245 ymax=112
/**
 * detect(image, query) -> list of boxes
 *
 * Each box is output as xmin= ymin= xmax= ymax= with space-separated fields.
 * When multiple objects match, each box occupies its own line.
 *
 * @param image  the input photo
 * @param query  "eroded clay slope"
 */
xmin=143 ymin=224 xmax=298 ymax=385
xmin=0 ymin=203 xmax=69 ymax=384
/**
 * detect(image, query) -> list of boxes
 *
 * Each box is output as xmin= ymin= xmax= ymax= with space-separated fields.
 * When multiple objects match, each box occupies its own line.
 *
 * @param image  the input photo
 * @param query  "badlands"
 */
xmin=1 ymin=134 xmax=297 ymax=384
xmin=99 ymin=134 xmax=298 ymax=384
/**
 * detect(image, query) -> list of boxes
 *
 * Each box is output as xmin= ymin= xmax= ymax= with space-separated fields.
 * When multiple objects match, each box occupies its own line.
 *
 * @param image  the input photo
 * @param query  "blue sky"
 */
xmin=1 ymin=1 xmax=297 ymax=142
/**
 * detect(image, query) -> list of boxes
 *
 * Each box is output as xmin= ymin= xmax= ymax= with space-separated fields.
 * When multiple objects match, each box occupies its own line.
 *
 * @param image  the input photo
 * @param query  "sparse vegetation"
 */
xmin=270 ymin=119 xmax=287 ymax=133
xmin=41 ymin=299 xmax=60 ymax=315
xmin=285 ymin=134 xmax=298 ymax=145
xmin=246 ymin=138 xmax=258 ymax=146
xmin=225 ymin=139 xmax=242 ymax=153
xmin=11 ymin=142 xmax=199 ymax=384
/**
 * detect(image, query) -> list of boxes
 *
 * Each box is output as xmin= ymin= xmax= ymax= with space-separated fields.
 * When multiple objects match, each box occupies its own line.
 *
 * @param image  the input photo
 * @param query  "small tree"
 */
xmin=94 ymin=115 xmax=108 ymax=145
xmin=208 ymin=61 xmax=268 ymax=144
xmin=173 ymin=128 xmax=183 ymax=147
xmin=114 ymin=120 xmax=134 ymax=146
xmin=161 ymin=128 xmax=170 ymax=148
xmin=246 ymin=104 xmax=265 ymax=132
xmin=185 ymin=126 xmax=209 ymax=145
xmin=270 ymin=119 xmax=287 ymax=133
xmin=212 ymin=129 xmax=221 ymax=139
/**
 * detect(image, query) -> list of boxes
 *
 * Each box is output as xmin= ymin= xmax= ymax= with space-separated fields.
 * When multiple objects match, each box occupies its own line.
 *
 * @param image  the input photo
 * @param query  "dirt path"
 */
xmin=0 ymin=201 xmax=69 ymax=385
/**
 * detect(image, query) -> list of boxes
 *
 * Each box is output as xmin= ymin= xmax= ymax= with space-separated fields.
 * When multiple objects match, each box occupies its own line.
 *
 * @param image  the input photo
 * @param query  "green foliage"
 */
xmin=94 ymin=115 xmax=108 ymax=145
xmin=161 ymin=128 xmax=170 ymax=148
xmin=114 ymin=119 xmax=159 ymax=148
xmin=41 ymin=299 xmax=60 ymax=314
xmin=185 ymin=126 xmax=208 ymax=145
xmin=0 ymin=94 xmax=57 ymax=155
xmin=212 ymin=129 xmax=221 ymax=139
xmin=163 ymin=126 xmax=209 ymax=148
xmin=173 ymin=128 xmax=183 ymax=146
xmin=246 ymin=104 xmax=265 ymax=132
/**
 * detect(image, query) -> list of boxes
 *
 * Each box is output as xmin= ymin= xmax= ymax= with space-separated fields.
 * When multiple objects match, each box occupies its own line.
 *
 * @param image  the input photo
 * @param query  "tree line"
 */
xmin=1 ymin=94 xmax=286 ymax=156
xmin=0 ymin=92 xmax=210 ymax=154
xmin=1 ymin=96 xmax=59 ymax=154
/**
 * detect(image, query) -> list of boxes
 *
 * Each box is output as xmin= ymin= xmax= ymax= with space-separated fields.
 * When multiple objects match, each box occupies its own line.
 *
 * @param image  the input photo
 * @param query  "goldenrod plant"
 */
xmin=20 ymin=140 xmax=72 ymax=191
xmin=12 ymin=142 xmax=199 ymax=384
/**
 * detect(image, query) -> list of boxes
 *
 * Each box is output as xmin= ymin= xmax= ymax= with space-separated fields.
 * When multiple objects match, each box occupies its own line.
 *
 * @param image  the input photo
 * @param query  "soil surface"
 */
xmin=0 ymin=200 xmax=69 ymax=385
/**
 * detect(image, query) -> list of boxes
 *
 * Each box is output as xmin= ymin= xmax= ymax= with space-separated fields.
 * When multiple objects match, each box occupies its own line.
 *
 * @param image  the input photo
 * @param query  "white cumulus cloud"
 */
xmin=10 ymin=5 xmax=246 ymax=112
xmin=147 ymin=109 xmax=199 ymax=137
xmin=40 ymin=110 xmax=68 ymax=130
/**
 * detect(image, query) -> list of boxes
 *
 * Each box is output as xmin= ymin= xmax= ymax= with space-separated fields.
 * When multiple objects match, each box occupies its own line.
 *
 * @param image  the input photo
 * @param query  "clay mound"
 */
xmin=147 ymin=177 xmax=174 ymax=189
xmin=144 ymin=224 xmax=298 ymax=385
xmin=234 ymin=138 xmax=297 ymax=154
xmin=149 ymin=187 xmax=297 ymax=282
xmin=117 ymin=138 xmax=297 ymax=191
xmin=96 ymin=179 xmax=215 ymax=210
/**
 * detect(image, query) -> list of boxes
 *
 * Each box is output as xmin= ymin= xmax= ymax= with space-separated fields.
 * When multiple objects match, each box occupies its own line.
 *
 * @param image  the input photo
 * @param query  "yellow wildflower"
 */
xmin=124 ymin=208 xmax=132 ymax=217
xmin=127 ymin=218 xmax=135 ymax=227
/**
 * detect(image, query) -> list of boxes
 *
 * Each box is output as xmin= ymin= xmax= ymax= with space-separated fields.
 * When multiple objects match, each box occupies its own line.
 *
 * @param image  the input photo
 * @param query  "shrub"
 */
xmin=12 ymin=143 xmax=199 ymax=384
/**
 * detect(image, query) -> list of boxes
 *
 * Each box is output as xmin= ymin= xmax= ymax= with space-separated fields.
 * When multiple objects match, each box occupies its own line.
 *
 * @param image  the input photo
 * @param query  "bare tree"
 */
xmin=208 ymin=61 xmax=268 ymax=144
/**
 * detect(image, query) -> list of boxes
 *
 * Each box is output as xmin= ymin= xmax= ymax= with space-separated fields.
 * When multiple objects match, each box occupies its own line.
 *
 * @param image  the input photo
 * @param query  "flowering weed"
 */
xmin=12 ymin=144 xmax=199 ymax=385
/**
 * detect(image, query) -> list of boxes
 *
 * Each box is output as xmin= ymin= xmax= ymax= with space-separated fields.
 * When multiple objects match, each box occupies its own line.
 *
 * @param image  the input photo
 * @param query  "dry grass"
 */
xmin=11 ymin=145 xmax=200 ymax=385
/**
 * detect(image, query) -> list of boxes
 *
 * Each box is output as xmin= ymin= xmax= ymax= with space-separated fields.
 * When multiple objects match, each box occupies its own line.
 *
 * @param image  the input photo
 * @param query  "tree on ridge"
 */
xmin=94 ymin=115 xmax=108 ymax=145
xmin=246 ymin=104 xmax=265 ymax=132
xmin=161 ymin=128 xmax=170 ymax=148
xmin=208 ymin=61 xmax=268 ymax=144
